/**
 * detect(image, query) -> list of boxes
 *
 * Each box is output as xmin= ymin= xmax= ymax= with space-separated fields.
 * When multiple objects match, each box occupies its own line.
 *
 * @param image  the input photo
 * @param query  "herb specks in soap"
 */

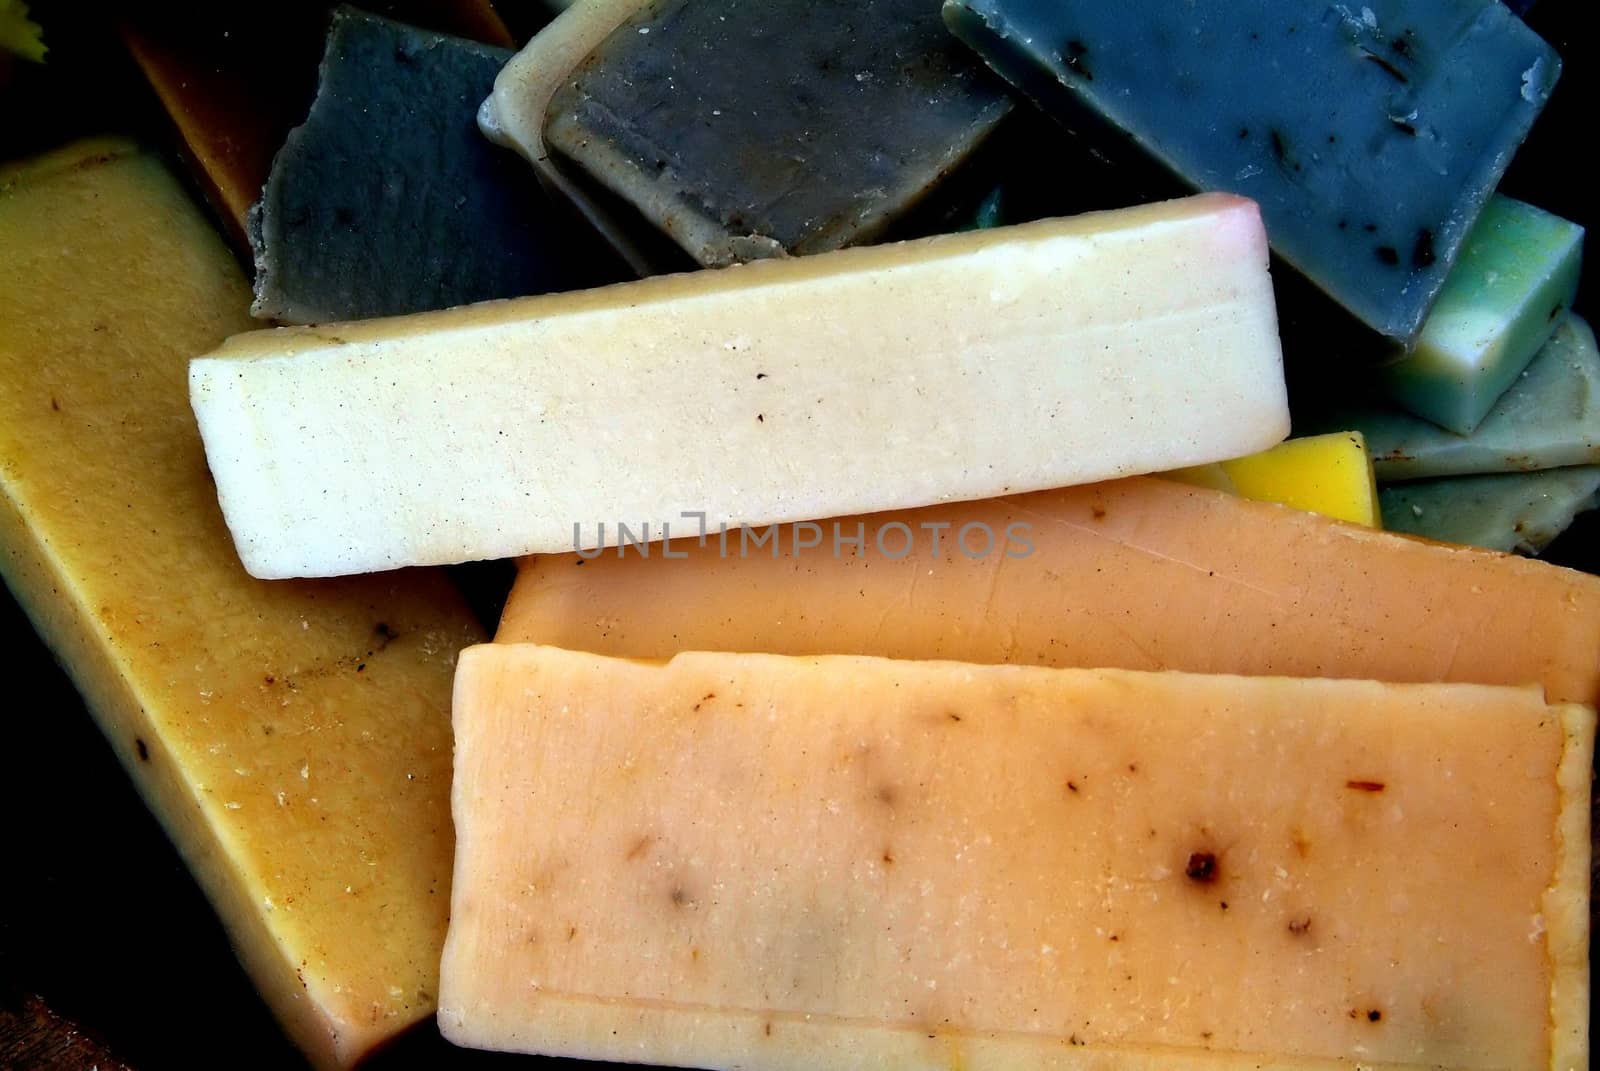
xmin=1268 ymin=129 xmax=1301 ymax=173
xmin=1288 ymin=915 xmax=1313 ymax=937
xmin=1185 ymin=851 xmax=1219 ymax=884
xmin=1060 ymin=39 xmax=1093 ymax=81
xmin=1346 ymin=779 xmax=1387 ymax=792
xmin=1360 ymin=49 xmax=1409 ymax=83
xmin=1411 ymin=228 xmax=1436 ymax=268
xmin=1375 ymin=246 xmax=1400 ymax=266
xmin=135 ymin=738 xmax=150 ymax=762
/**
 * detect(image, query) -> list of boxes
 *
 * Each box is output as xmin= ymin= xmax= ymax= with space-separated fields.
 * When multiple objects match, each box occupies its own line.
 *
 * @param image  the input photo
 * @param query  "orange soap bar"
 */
xmin=498 ymin=477 xmax=1600 ymax=705
xmin=441 ymin=645 xmax=1592 ymax=1069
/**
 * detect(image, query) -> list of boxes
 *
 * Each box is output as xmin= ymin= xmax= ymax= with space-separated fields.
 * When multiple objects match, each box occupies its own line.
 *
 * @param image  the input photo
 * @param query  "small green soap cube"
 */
xmin=1378 ymin=196 xmax=1583 ymax=435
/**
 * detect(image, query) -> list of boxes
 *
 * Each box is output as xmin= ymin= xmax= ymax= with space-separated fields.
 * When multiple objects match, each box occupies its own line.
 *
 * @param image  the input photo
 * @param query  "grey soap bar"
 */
xmin=943 ymin=0 xmax=1560 ymax=344
xmin=543 ymin=0 xmax=1014 ymax=268
xmin=250 ymin=7 xmax=620 ymax=324
xmin=1381 ymin=466 xmax=1600 ymax=555
xmin=1303 ymin=315 xmax=1600 ymax=482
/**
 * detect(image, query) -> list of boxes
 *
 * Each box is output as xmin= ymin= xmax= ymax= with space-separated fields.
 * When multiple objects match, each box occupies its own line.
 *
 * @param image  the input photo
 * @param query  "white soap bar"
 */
xmin=191 ymin=194 xmax=1288 ymax=579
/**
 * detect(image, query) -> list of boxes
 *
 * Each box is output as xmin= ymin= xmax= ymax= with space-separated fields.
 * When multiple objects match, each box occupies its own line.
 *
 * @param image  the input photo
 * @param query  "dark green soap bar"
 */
xmin=250 ymin=7 xmax=620 ymax=324
xmin=944 ymin=0 xmax=1560 ymax=344
xmin=543 ymin=0 xmax=1014 ymax=267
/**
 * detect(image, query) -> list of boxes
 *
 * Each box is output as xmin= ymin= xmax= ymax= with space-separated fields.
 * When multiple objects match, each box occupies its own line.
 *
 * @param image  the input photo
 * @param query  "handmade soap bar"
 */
xmin=250 ymin=8 xmax=620 ymax=324
xmin=122 ymin=3 xmax=514 ymax=252
xmin=192 ymin=195 xmax=1289 ymax=579
xmin=1307 ymin=315 xmax=1600 ymax=482
xmin=944 ymin=0 xmax=1561 ymax=343
xmin=1382 ymin=466 xmax=1600 ymax=555
xmin=479 ymin=0 xmax=667 ymax=276
xmin=1376 ymin=196 xmax=1584 ymax=434
xmin=441 ymin=645 xmax=1592 ymax=1070
xmin=543 ymin=0 xmax=1013 ymax=267
xmin=1166 ymin=432 xmax=1379 ymax=526
xmin=0 ymin=141 xmax=485 ymax=1070
xmin=497 ymin=476 xmax=1600 ymax=705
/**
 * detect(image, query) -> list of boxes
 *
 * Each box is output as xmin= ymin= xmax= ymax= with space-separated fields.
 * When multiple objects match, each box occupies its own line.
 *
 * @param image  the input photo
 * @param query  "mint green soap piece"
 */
xmin=1380 ymin=466 xmax=1600 ymax=555
xmin=1303 ymin=316 xmax=1600 ymax=481
xmin=1377 ymin=196 xmax=1583 ymax=435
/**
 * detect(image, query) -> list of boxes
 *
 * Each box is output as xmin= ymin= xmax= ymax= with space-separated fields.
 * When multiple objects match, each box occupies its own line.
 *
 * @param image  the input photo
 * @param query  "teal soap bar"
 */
xmin=544 ymin=0 xmax=1013 ymax=267
xmin=250 ymin=7 xmax=620 ymax=323
xmin=1381 ymin=466 xmax=1600 ymax=555
xmin=943 ymin=0 xmax=1560 ymax=344
xmin=1305 ymin=315 xmax=1600 ymax=482
xmin=1375 ymin=196 xmax=1583 ymax=433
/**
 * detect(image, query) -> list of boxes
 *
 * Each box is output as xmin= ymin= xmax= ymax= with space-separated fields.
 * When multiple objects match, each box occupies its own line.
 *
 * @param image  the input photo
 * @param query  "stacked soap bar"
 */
xmin=442 ymin=645 xmax=1591 ymax=1070
xmin=497 ymin=477 xmax=1600 ymax=705
xmin=1376 ymin=196 xmax=1583 ymax=434
xmin=1310 ymin=316 xmax=1600 ymax=482
xmin=541 ymin=0 xmax=1013 ymax=267
xmin=479 ymin=0 xmax=682 ymax=276
xmin=943 ymin=0 xmax=1560 ymax=343
xmin=0 ymin=141 xmax=484 ymax=1070
xmin=191 ymin=195 xmax=1288 ymax=578
xmin=122 ymin=1 xmax=514 ymax=251
xmin=1382 ymin=466 xmax=1600 ymax=555
xmin=250 ymin=8 xmax=622 ymax=323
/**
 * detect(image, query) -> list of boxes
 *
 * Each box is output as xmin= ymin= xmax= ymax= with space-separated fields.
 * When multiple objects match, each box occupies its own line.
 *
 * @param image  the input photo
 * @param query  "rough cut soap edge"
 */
xmin=191 ymin=194 xmax=1287 ymax=578
xmin=542 ymin=30 xmax=1013 ymax=268
xmin=1548 ymin=702 xmax=1594 ymax=1071
xmin=439 ymin=646 xmax=1588 ymax=1071
xmin=478 ymin=0 xmax=655 ymax=276
xmin=0 ymin=468 xmax=368 ymax=1070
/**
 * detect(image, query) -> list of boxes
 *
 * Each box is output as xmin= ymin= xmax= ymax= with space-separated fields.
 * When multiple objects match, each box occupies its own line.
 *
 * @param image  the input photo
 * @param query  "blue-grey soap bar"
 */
xmin=944 ymin=0 xmax=1560 ymax=344
xmin=544 ymin=0 xmax=1013 ymax=268
xmin=250 ymin=7 xmax=620 ymax=324
xmin=1381 ymin=466 xmax=1600 ymax=555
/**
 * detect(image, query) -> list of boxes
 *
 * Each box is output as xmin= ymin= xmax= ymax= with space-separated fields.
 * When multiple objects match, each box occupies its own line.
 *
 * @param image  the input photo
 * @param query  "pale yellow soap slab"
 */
xmin=442 ymin=645 xmax=1591 ymax=1070
xmin=190 ymin=193 xmax=1288 ymax=579
xmin=0 ymin=140 xmax=485 ymax=1070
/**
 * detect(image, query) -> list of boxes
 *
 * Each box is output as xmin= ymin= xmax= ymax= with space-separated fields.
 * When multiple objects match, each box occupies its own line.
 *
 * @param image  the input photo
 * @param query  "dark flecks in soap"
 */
xmin=1368 ymin=1010 xmax=1383 ymax=1023
xmin=1360 ymin=49 xmax=1410 ymax=84
xmin=49 ymin=396 xmax=60 ymax=412
xmin=1550 ymin=302 xmax=1566 ymax=322
xmin=1346 ymin=779 xmax=1387 ymax=792
xmin=1389 ymin=117 xmax=1418 ymax=137
xmin=1066 ymin=780 xmax=1080 ymax=794
xmin=625 ymin=835 xmax=653 ymax=861
xmin=1411 ymin=228 xmax=1436 ymax=268
xmin=876 ymin=784 xmax=899 ymax=807
xmin=135 ymin=738 xmax=150 ymax=762
xmin=1375 ymin=246 xmax=1400 ymax=266
xmin=881 ymin=847 xmax=895 ymax=865
xmin=692 ymin=691 xmax=717 ymax=712
xmin=1061 ymin=39 xmax=1093 ymax=81
xmin=1287 ymin=915 xmax=1313 ymax=937
xmin=1185 ymin=851 xmax=1219 ymax=883
xmin=1364 ymin=223 xmax=1378 ymax=233
xmin=1268 ymin=129 xmax=1302 ymax=173
xmin=669 ymin=886 xmax=693 ymax=908
xmin=1237 ymin=126 xmax=1250 ymax=141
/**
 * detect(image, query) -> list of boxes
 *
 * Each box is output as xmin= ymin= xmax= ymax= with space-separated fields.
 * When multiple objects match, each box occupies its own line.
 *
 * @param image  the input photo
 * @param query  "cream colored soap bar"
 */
xmin=192 ymin=194 xmax=1288 ymax=579
xmin=0 ymin=141 xmax=485 ymax=1070
xmin=498 ymin=477 xmax=1600 ymax=705
xmin=442 ymin=645 xmax=1592 ymax=1070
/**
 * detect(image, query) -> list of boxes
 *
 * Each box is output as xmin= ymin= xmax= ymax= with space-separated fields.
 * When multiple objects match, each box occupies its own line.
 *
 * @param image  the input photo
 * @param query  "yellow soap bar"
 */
xmin=442 ymin=645 xmax=1592 ymax=1070
xmin=497 ymin=477 xmax=1600 ymax=705
xmin=1219 ymin=431 xmax=1380 ymax=526
xmin=0 ymin=141 xmax=485 ymax=1070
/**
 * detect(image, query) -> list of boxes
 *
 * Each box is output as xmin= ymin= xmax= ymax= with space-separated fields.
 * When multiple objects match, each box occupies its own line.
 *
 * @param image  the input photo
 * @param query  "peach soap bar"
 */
xmin=190 ymin=194 xmax=1287 ymax=578
xmin=440 ymin=645 xmax=1592 ymax=1070
xmin=498 ymin=477 xmax=1600 ymax=705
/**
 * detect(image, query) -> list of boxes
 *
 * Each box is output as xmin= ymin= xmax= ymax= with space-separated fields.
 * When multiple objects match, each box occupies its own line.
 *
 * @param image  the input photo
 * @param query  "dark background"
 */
xmin=2 ymin=1 xmax=1595 ymax=1068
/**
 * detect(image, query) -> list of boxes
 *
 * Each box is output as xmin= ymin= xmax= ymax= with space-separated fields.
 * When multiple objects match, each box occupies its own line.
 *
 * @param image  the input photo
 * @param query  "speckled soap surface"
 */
xmin=544 ymin=0 xmax=1013 ymax=266
xmin=944 ymin=0 xmax=1560 ymax=343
